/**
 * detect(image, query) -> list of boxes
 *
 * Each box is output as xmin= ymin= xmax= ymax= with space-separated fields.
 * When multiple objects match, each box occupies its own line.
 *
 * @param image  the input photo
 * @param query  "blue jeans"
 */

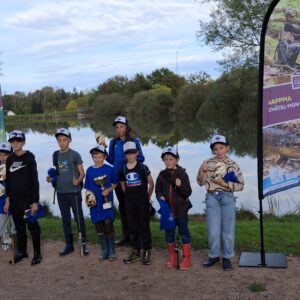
xmin=205 ymin=191 xmax=236 ymax=259
xmin=165 ymin=217 xmax=191 ymax=244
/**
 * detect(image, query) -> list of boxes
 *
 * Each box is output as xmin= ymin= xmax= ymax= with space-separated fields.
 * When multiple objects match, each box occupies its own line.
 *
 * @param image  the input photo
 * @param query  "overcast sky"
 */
xmin=0 ymin=0 xmax=220 ymax=94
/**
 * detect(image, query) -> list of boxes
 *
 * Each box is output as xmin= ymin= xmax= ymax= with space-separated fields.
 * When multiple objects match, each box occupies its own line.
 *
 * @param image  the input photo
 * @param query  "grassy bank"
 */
xmin=39 ymin=214 xmax=300 ymax=255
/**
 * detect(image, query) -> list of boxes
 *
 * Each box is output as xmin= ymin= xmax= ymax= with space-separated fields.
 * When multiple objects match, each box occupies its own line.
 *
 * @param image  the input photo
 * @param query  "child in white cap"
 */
xmin=84 ymin=144 xmax=117 ymax=261
xmin=155 ymin=146 xmax=192 ymax=270
xmin=197 ymin=135 xmax=244 ymax=270
xmin=119 ymin=141 xmax=154 ymax=265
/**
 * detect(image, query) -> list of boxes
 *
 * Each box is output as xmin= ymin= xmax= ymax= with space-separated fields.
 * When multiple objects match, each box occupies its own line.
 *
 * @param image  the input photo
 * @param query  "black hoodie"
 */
xmin=5 ymin=151 xmax=39 ymax=209
xmin=155 ymin=165 xmax=192 ymax=218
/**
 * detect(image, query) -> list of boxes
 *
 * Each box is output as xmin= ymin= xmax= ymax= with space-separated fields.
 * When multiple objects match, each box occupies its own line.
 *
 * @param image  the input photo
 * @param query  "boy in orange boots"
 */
xmin=155 ymin=146 xmax=192 ymax=270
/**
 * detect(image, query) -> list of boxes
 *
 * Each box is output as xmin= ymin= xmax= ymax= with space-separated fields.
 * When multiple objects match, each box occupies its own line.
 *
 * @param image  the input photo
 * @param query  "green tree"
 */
xmin=125 ymin=73 xmax=152 ymax=97
xmin=186 ymin=71 xmax=211 ymax=84
xmin=197 ymin=0 xmax=272 ymax=67
xmin=176 ymin=83 xmax=209 ymax=118
xmin=94 ymin=93 xmax=128 ymax=116
xmin=66 ymin=100 xmax=78 ymax=111
xmin=150 ymin=84 xmax=172 ymax=94
xmin=97 ymin=75 xmax=129 ymax=95
xmin=147 ymin=68 xmax=187 ymax=95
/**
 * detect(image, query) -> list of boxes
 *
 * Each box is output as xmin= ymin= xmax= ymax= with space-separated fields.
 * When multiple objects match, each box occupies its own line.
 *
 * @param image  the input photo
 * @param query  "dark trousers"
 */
xmin=57 ymin=192 xmax=87 ymax=243
xmin=115 ymin=185 xmax=129 ymax=237
xmin=95 ymin=218 xmax=115 ymax=239
xmin=165 ymin=216 xmax=191 ymax=244
xmin=11 ymin=206 xmax=41 ymax=255
xmin=126 ymin=197 xmax=152 ymax=250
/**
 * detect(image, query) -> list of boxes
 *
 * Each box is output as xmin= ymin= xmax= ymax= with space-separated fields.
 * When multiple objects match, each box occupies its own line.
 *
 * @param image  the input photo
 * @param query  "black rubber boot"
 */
xmin=115 ymin=235 xmax=131 ymax=247
xmin=31 ymin=234 xmax=42 ymax=265
xmin=31 ymin=253 xmax=43 ymax=265
xmin=9 ymin=252 xmax=29 ymax=264
xmin=60 ymin=234 xmax=74 ymax=256
xmin=115 ymin=214 xmax=130 ymax=247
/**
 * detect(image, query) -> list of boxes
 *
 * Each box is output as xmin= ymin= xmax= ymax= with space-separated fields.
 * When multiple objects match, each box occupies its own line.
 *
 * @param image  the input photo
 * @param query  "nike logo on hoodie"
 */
xmin=10 ymin=162 xmax=27 ymax=173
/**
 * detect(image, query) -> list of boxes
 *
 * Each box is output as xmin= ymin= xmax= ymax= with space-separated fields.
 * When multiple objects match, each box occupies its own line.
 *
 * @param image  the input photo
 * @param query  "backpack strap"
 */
xmin=53 ymin=150 xmax=60 ymax=175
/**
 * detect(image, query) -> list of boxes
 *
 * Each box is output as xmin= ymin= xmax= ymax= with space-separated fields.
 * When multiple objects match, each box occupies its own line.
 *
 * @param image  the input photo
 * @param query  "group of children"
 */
xmin=0 ymin=115 xmax=244 ymax=271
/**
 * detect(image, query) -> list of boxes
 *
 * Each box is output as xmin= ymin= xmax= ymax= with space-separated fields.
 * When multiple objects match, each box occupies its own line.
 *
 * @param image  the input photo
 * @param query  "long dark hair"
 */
xmin=125 ymin=124 xmax=135 ymax=141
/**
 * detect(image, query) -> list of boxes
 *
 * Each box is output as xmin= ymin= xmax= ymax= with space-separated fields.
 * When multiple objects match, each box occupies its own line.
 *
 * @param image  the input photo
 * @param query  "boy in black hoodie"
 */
xmin=155 ymin=146 xmax=192 ymax=270
xmin=4 ymin=130 xmax=42 ymax=265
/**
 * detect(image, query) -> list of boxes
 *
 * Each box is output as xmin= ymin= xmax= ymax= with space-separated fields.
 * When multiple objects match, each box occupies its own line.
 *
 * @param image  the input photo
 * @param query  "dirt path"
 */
xmin=0 ymin=240 xmax=299 ymax=300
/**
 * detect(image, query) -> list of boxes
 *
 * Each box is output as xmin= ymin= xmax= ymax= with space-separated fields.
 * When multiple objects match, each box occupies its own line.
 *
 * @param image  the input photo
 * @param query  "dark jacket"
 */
xmin=5 ymin=151 xmax=39 ymax=209
xmin=155 ymin=165 xmax=192 ymax=218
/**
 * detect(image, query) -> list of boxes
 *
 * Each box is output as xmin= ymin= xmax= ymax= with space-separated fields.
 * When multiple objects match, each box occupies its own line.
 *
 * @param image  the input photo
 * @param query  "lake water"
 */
xmin=12 ymin=118 xmax=299 ymax=218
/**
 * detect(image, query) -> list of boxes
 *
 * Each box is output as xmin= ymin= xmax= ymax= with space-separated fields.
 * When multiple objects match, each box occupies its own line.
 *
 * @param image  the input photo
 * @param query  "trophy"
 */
xmin=95 ymin=131 xmax=107 ymax=147
xmin=85 ymin=190 xmax=97 ymax=208
xmin=94 ymin=175 xmax=112 ymax=209
xmin=0 ymin=163 xmax=6 ymax=181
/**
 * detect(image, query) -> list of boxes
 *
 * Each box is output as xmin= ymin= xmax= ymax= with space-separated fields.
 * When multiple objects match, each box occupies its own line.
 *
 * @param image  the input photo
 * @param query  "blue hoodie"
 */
xmin=106 ymin=137 xmax=145 ymax=183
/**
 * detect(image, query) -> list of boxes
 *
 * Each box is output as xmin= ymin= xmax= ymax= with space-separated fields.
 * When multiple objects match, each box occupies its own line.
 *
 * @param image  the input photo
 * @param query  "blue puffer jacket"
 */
xmin=106 ymin=137 xmax=145 ymax=183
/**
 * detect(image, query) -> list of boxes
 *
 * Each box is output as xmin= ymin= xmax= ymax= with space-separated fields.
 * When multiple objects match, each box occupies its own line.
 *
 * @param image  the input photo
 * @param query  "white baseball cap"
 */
xmin=113 ymin=116 xmax=128 ymax=126
xmin=55 ymin=128 xmax=71 ymax=138
xmin=161 ymin=146 xmax=179 ymax=158
xmin=8 ymin=130 xmax=25 ymax=142
xmin=210 ymin=135 xmax=229 ymax=148
xmin=90 ymin=144 xmax=107 ymax=155
xmin=123 ymin=141 xmax=138 ymax=153
xmin=0 ymin=142 xmax=12 ymax=153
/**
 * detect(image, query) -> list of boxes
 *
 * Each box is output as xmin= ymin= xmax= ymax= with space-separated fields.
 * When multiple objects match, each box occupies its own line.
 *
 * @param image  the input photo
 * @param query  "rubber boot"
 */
xmin=166 ymin=243 xmax=176 ymax=268
xmin=99 ymin=235 xmax=109 ymax=261
xmin=31 ymin=234 xmax=42 ymax=265
xmin=115 ymin=214 xmax=130 ymax=246
xmin=60 ymin=234 xmax=74 ymax=256
xmin=107 ymin=238 xmax=116 ymax=261
xmin=179 ymin=244 xmax=191 ymax=270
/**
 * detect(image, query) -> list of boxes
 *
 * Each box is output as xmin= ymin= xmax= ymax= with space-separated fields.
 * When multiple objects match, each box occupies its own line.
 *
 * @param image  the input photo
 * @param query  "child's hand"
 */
xmin=102 ymin=189 xmax=109 ymax=197
xmin=4 ymin=199 xmax=9 ymax=214
xmin=200 ymin=161 xmax=208 ymax=172
xmin=31 ymin=203 xmax=38 ymax=215
xmin=211 ymin=178 xmax=229 ymax=188
xmin=46 ymin=176 xmax=52 ymax=183
xmin=175 ymin=178 xmax=181 ymax=187
xmin=73 ymin=177 xmax=80 ymax=186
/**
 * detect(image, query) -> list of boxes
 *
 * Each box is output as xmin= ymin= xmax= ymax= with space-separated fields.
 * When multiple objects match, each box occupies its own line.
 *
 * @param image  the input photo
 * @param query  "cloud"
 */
xmin=3 ymin=0 xmax=210 ymax=57
xmin=1 ymin=0 xmax=218 ymax=92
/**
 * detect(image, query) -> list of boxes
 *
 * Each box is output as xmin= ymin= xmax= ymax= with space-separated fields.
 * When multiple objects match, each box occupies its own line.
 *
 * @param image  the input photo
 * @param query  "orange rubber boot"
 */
xmin=166 ymin=243 xmax=176 ymax=268
xmin=180 ymin=244 xmax=191 ymax=270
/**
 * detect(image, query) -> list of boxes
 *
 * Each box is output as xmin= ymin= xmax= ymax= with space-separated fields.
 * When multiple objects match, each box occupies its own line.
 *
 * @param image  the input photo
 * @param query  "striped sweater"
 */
xmin=197 ymin=156 xmax=244 ymax=192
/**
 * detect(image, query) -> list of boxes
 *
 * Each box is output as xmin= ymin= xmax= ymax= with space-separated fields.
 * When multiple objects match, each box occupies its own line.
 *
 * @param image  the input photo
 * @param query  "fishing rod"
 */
xmin=173 ymin=51 xmax=182 ymax=270
xmin=70 ymin=150 xmax=84 ymax=257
